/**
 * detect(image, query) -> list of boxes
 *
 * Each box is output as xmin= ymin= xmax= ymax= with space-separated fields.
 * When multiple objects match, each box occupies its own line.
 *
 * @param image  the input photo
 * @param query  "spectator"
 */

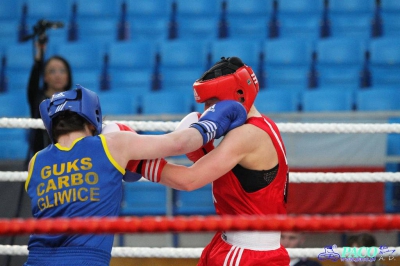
xmin=26 ymin=41 xmax=72 ymax=163
xmin=345 ymin=233 xmax=382 ymax=266
xmin=281 ymin=232 xmax=322 ymax=266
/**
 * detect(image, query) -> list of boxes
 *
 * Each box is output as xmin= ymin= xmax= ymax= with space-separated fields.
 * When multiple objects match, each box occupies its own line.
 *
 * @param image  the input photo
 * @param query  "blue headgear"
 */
xmin=39 ymin=85 xmax=102 ymax=143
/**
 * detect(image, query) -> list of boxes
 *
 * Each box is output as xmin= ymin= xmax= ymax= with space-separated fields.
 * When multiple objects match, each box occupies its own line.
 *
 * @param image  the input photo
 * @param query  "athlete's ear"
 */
xmin=87 ymin=124 xmax=96 ymax=135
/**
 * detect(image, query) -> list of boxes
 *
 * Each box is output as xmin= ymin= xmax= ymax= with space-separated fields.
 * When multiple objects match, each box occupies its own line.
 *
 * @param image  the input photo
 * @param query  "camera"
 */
xmin=34 ymin=20 xmax=64 ymax=32
xmin=23 ymin=19 xmax=64 ymax=44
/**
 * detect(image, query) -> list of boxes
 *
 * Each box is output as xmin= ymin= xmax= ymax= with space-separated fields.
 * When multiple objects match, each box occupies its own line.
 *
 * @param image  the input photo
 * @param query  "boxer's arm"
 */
xmin=115 ymin=100 xmax=247 ymax=161
xmin=163 ymin=121 xmax=280 ymax=191
xmin=104 ymin=125 xmax=201 ymax=173
xmin=102 ymin=122 xmax=142 ymax=182
xmin=159 ymin=124 xmax=254 ymax=190
xmin=186 ymin=140 xmax=214 ymax=163
xmin=175 ymin=112 xmax=215 ymax=163
xmin=106 ymin=100 xmax=247 ymax=180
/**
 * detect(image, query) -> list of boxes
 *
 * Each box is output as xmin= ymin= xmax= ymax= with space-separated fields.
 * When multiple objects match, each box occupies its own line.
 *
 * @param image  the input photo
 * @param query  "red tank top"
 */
xmin=212 ymin=115 xmax=289 ymax=215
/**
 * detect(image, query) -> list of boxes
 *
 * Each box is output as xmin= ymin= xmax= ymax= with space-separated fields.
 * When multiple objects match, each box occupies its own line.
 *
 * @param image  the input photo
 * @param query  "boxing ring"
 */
xmin=1 ymin=117 xmax=400 ymax=263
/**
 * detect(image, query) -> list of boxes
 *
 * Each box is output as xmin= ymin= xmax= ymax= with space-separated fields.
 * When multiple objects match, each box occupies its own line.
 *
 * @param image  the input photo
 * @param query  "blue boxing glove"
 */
xmin=190 ymin=100 xmax=247 ymax=145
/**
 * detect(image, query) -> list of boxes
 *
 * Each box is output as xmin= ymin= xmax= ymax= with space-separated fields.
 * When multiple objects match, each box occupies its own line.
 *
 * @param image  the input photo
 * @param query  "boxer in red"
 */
xmin=130 ymin=57 xmax=290 ymax=266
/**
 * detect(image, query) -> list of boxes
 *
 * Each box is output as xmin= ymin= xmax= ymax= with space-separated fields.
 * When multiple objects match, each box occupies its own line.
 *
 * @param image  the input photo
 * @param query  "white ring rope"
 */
xmin=289 ymin=172 xmax=400 ymax=183
xmin=1 ymin=118 xmax=400 ymax=133
xmin=0 ymin=245 xmax=398 ymax=258
xmin=1 ymin=172 xmax=400 ymax=183
xmin=2 ymin=118 xmax=398 ymax=183
xmin=1 ymin=118 xmax=399 ymax=260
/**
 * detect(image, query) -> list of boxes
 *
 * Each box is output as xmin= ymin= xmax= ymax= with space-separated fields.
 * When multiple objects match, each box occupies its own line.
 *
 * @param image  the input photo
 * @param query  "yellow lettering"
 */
xmin=85 ymin=172 xmax=98 ymax=185
xmin=37 ymin=183 xmax=45 ymax=196
xmin=90 ymin=187 xmax=100 ymax=201
xmin=54 ymin=192 xmax=58 ymax=206
xmin=58 ymin=176 xmax=69 ymax=189
xmin=45 ymin=179 xmax=57 ymax=193
xmin=57 ymin=189 xmax=72 ymax=204
xmin=53 ymin=163 xmax=65 ymax=176
xmin=45 ymin=195 xmax=54 ymax=208
xmin=67 ymin=159 xmax=79 ymax=173
xmin=37 ymin=186 xmax=101 ymax=211
xmin=37 ymin=197 xmax=45 ymax=210
xmin=71 ymin=173 xmax=83 ymax=186
xmin=41 ymin=166 xmax=52 ymax=179
xmin=77 ymin=187 xmax=88 ymax=201
xmin=81 ymin=157 xmax=92 ymax=170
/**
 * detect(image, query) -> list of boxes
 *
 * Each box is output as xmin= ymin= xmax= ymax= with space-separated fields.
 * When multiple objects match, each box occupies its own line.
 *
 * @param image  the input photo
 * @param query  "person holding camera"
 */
xmin=26 ymin=35 xmax=72 ymax=162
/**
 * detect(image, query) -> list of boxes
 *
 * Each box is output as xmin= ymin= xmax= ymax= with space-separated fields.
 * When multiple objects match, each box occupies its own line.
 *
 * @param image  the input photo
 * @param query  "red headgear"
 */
xmin=193 ymin=57 xmax=259 ymax=112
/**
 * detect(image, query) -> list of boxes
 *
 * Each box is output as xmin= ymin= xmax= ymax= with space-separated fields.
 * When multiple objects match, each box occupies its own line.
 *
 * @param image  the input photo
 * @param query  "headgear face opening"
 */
xmin=193 ymin=57 xmax=259 ymax=112
xmin=39 ymin=85 xmax=102 ymax=142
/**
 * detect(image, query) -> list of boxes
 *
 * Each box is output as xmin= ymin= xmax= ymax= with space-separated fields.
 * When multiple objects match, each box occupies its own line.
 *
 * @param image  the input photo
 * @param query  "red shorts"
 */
xmin=197 ymin=232 xmax=290 ymax=266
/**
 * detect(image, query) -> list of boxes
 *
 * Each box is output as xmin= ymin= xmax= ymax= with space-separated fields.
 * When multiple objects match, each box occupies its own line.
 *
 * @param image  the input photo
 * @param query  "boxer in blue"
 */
xmin=23 ymin=84 xmax=246 ymax=266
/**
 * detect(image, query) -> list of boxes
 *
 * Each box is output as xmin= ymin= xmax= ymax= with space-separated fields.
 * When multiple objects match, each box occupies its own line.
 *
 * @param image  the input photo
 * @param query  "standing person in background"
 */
xmin=281 ymin=232 xmax=322 ymax=266
xmin=125 ymin=56 xmax=290 ymax=265
xmin=26 ymin=40 xmax=72 ymax=162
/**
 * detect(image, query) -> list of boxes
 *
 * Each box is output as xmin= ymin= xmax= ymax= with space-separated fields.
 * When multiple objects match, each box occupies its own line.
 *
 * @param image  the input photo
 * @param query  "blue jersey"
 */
xmin=24 ymin=134 xmax=125 ymax=265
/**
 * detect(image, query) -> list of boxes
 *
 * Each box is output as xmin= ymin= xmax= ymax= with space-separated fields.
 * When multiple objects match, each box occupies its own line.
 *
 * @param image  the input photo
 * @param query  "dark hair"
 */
xmin=43 ymin=55 xmax=73 ymax=92
xmin=200 ymin=57 xmax=244 ymax=81
xmin=346 ymin=233 xmax=377 ymax=247
xmin=52 ymin=111 xmax=91 ymax=142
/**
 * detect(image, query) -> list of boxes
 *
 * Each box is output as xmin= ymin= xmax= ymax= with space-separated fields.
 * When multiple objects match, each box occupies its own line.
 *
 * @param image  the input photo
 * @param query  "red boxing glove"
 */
xmin=126 ymin=160 xmax=141 ymax=173
xmin=136 ymin=158 xmax=167 ymax=183
xmin=121 ymin=160 xmax=142 ymax=182
xmin=186 ymin=140 xmax=215 ymax=163
xmin=102 ymin=122 xmax=136 ymax=134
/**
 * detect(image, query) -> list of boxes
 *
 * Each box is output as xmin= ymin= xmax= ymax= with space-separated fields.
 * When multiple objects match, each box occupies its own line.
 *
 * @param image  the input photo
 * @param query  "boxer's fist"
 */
xmin=124 ymin=160 xmax=142 ymax=182
xmin=190 ymin=100 xmax=247 ymax=144
xmin=136 ymin=158 xmax=167 ymax=183
xmin=102 ymin=122 xmax=135 ymax=134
